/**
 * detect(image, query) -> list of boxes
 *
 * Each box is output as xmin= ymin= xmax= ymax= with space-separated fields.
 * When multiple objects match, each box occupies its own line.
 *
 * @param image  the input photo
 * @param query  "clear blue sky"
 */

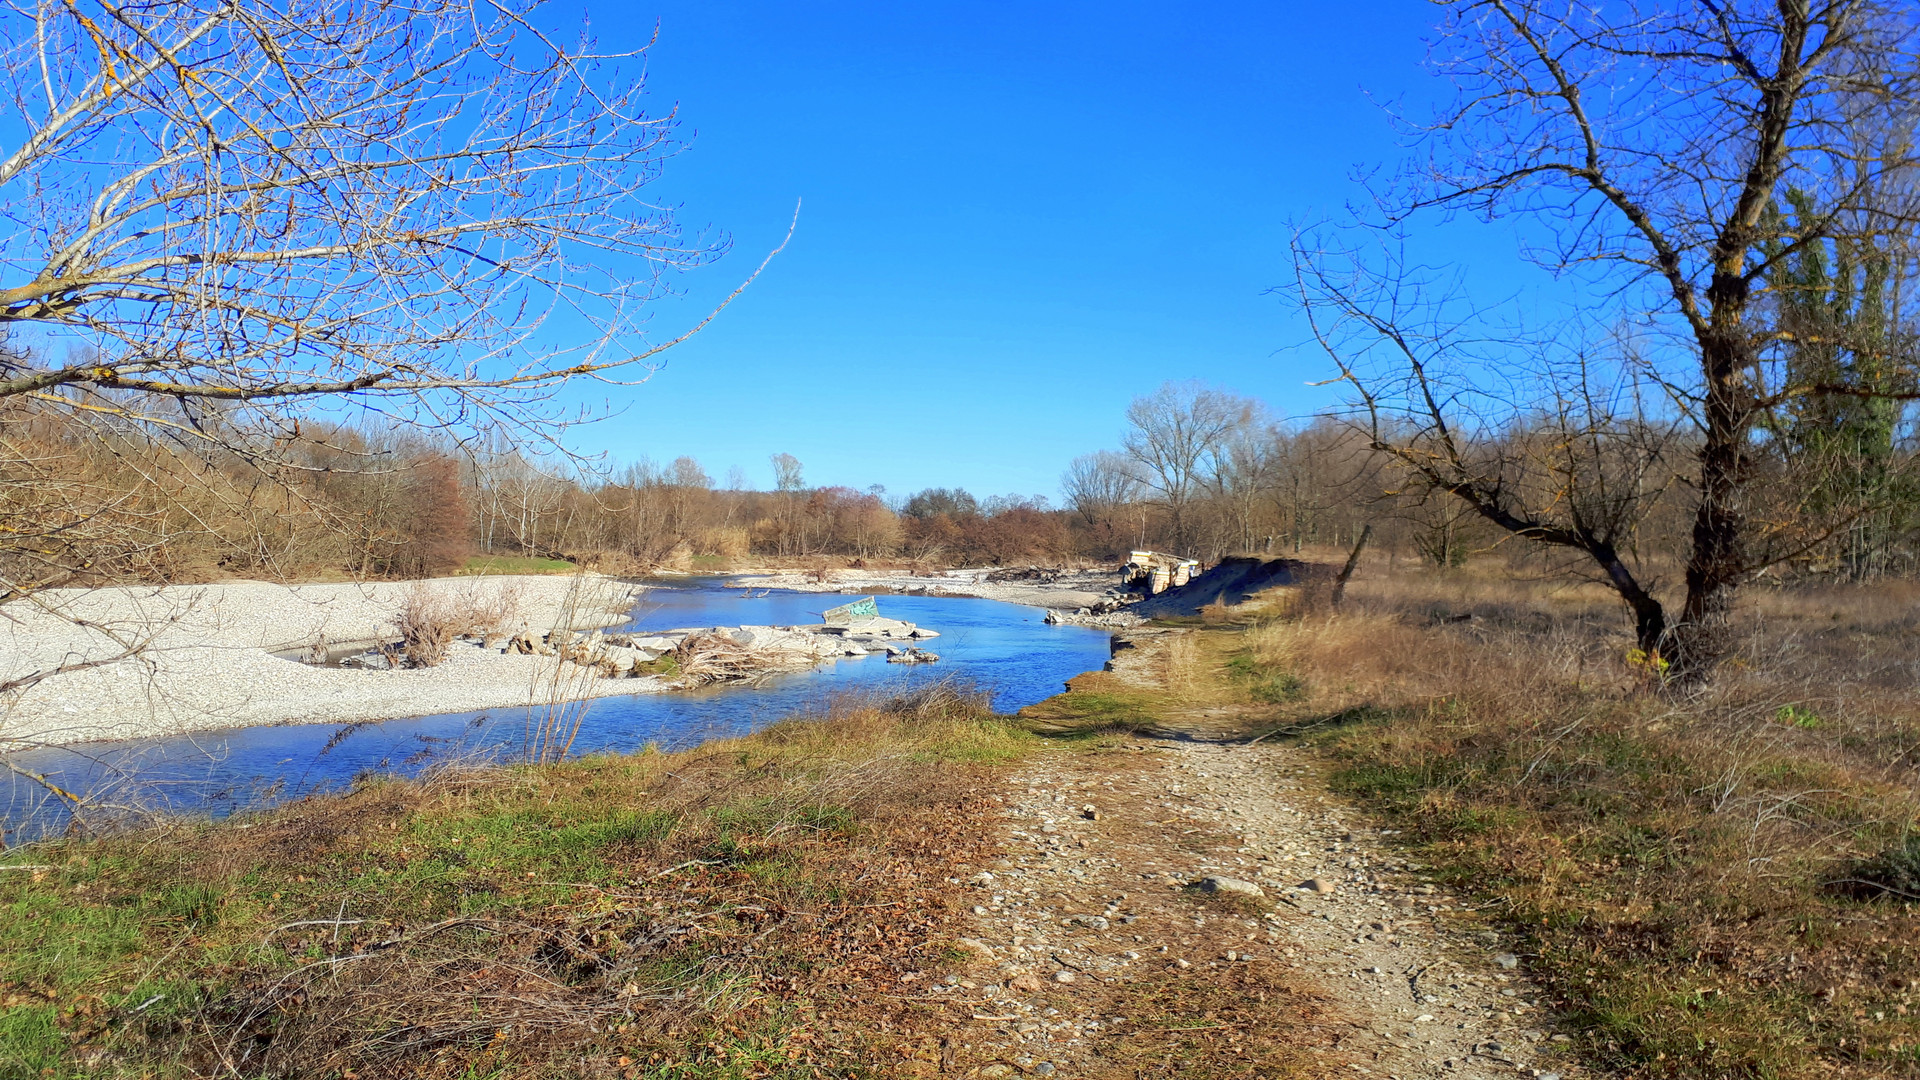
xmin=558 ymin=1 xmax=1492 ymax=500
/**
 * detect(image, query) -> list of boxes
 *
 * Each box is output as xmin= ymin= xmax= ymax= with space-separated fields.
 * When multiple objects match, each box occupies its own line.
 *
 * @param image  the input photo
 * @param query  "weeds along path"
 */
xmin=935 ymin=629 xmax=1587 ymax=1080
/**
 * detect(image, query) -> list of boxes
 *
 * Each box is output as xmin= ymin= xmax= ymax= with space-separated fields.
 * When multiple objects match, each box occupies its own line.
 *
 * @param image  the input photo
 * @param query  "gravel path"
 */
xmin=928 ymin=739 xmax=1579 ymax=1079
xmin=0 ymin=575 xmax=646 ymax=745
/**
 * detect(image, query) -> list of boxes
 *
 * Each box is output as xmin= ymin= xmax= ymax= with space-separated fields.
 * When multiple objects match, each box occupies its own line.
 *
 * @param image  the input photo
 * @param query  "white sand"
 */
xmin=0 ymin=575 xmax=652 ymax=746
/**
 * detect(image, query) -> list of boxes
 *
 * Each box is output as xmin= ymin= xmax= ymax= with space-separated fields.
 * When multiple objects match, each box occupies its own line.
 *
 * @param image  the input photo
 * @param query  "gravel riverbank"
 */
xmin=0 ymin=575 xmax=654 ymax=746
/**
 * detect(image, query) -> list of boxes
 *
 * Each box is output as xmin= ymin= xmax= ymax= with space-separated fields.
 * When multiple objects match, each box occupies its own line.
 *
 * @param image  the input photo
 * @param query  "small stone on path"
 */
xmin=1198 ymin=875 xmax=1266 ymax=899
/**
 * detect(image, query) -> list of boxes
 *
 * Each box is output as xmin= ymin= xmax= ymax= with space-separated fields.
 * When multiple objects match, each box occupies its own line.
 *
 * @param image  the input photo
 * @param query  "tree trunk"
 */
xmin=1330 ymin=524 xmax=1372 ymax=607
xmin=1674 ymin=321 xmax=1754 ymax=679
xmin=1584 ymin=539 xmax=1668 ymax=658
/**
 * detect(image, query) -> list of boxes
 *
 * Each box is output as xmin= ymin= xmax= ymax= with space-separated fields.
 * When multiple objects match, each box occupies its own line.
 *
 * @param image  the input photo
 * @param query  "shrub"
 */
xmin=392 ymin=584 xmax=460 ymax=667
xmin=390 ymin=581 xmax=525 ymax=667
xmin=1835 ymin=835 xmax=1920 ymax=901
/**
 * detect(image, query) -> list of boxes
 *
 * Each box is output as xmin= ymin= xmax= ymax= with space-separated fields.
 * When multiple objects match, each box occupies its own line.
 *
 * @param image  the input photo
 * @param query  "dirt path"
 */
xmin=924 ymin=631 xmax=1586 ymax=1080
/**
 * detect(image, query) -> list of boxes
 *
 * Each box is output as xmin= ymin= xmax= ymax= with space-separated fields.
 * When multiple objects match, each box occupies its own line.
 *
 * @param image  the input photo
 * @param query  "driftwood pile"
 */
xmin=668 ymin=632 xmax=814 ymax=686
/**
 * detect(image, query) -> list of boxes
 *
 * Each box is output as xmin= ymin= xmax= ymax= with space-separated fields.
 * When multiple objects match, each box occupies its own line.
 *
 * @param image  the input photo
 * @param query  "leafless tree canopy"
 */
xmin=1121 ymin=381 xmax=1262 ymax=554
xmin=0 ymin=0 xmax=725 ymax=440
xmin=1298 ymin=0 xmax=1920 ymax=677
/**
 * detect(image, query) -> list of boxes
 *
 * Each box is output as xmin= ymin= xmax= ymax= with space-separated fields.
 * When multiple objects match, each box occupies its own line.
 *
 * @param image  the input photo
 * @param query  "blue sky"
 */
xmin=560 ymin=1 xmax=1486 ymax=499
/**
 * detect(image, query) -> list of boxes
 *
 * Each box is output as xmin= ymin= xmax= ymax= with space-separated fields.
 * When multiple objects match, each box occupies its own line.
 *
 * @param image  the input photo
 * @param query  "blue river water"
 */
xmin=2 ymin=580 xmax=1110 ymax=842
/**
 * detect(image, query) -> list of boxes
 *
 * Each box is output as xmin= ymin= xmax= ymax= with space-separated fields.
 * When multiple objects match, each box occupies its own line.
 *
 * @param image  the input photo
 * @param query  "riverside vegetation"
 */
xmin=2 ymin=557 xmax=1915 ymax=1078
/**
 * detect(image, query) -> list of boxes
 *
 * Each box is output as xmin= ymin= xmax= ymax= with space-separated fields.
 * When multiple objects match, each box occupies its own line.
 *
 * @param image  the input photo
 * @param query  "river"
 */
xmin=2 ymin=579 xmax=1110 ymax=842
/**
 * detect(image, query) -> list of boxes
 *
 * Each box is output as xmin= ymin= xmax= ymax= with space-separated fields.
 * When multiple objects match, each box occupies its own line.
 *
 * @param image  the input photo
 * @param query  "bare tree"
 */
xmin=1301 ymin=0 xmax=1920 ymax=677
xmin=1061 ymin=450 xmax=1141 ymax=551
xmin=0 ymin=0 xmax=775 ymax=450
xmin=1121 ymin=381 xmax=1259 ymax=556
xmin=768 ymin=452 xmax=805 ymax=555
xmin=770 ymin=453 xmax=805 ymax=493
xmin=1298 ymin=242 xmax=1697 ymax=658
xmin=1204 ymin=418 xmax=1279 ymax=556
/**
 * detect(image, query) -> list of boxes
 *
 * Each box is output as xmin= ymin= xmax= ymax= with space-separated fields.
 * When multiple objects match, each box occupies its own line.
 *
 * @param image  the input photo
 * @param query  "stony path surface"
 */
xmin=922 ymin=734 xmax=1584 ymax=1079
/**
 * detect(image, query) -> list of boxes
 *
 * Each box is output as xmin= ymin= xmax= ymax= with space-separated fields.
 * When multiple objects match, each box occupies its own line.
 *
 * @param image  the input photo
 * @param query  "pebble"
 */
xmin=1198 ymin=875 xmax=1266 ymax=899
xmin=979 ymin=1066 xmax=1012 ymax=1079
xmin=1495 ymin=952 xmax=1521 ymax=969
xmin=1052 ymin=970 xmax=1076 ymax=984
xmin=1300 ymin=877 xmax=1334 ymax=894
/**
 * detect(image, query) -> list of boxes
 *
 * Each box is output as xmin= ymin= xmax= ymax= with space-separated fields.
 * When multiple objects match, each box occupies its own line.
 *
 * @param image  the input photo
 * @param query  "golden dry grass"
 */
xmin=1237 ymin=563 xmax=1920 ymax=1079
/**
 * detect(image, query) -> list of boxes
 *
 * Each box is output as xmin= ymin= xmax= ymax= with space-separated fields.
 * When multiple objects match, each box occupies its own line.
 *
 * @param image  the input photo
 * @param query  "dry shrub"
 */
xmin=458 ymin=579 xmax=526 ymax=643
xmin=1164 ymin=632 xmax=1201 ymax=694
xmin=391 ymin=580 xmax=526 ymax=666
xmin=878 ymin=677 xmax=994 ymax=721
xmin=696 ymin=525 xmax=750 ymax=558
xmin=391 ymin=583 xmax=459 ymax=667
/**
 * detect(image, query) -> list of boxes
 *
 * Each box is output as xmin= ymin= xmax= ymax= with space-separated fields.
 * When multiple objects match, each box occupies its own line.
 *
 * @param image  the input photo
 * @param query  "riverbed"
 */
xmin=2 ymin=580 xmax=1110 ymax=842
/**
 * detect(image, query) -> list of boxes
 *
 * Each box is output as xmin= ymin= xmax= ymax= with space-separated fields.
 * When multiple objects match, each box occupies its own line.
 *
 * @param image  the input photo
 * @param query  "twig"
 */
xmin=263 ymin=918 xmax=369 ymax=940
xmin=651 ymin=859 xmax=721 ymax=879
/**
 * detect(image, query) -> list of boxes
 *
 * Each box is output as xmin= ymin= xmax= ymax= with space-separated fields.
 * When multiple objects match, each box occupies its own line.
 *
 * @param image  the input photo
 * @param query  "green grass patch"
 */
xmin=1017 ymin=689 xmax=1166 ymax=734
xmin=455 ymin=554 xmax=577 ymax=575
xmin=1223 ymin=652 xmax=1308 ymax=704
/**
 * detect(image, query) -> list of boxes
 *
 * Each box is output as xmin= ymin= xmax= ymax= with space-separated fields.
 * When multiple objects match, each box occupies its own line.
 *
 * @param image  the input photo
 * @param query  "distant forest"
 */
xmin=11 ymin=371 xmax=1917 ymax=589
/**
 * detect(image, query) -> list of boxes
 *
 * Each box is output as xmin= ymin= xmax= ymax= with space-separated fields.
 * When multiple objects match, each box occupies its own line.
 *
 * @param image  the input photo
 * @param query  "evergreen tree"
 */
xmin=1768 ymin=190 xmax=1911 ymax=580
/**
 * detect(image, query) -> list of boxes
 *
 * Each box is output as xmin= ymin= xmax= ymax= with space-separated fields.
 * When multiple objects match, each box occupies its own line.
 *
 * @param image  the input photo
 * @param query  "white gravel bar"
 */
xmin=0 ymin=574 xmax=649 ymax=746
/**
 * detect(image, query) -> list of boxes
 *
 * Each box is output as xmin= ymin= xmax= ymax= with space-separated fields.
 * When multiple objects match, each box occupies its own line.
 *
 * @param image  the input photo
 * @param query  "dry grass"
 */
xmin=0 ymin=688 xmax=1029 ymax=1079
xmin=1241 ymin=564 xmax=1920 ymax=1079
